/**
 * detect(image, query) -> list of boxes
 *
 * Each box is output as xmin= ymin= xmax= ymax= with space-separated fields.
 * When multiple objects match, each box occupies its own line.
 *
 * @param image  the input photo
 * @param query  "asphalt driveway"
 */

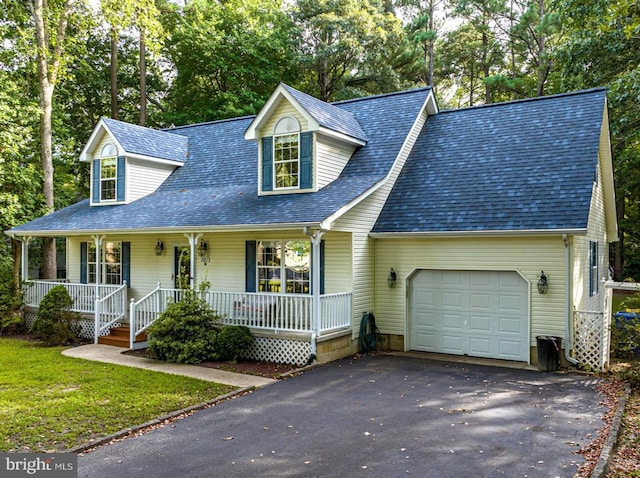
xmin=78 ymin=355 xmax=606 ymax=477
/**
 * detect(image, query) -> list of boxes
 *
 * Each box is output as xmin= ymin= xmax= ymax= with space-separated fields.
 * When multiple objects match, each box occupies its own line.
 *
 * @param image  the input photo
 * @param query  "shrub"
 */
xmin=620 ymin=361 xmax=640 ymax=389
xmin=216 ymin=325 xmax=253 ymax=362
xmin=0 ymin=261 xmax=24 ymax=335
xmin=147 ymin=289 xmax=221 ymax=364
xmin=612 ymin=292 xmax=640 ymax=359
xmin=30 ymin=285 xmax=81 ymax=346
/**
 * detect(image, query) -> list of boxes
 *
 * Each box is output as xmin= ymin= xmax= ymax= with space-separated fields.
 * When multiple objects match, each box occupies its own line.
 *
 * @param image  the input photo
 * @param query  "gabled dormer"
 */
xmin=245 ymin=84 xmax=368 ymax=195
xmin=80 ymin=118 xmax=188 ymax=206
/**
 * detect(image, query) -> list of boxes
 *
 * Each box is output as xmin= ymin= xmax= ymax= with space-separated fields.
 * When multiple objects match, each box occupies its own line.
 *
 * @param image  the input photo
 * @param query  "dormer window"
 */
xmin=100 ymin=144 xmax=117 ymax=201
xmin=274 ymin=117 xmax=300 ymax=189
xmin=92 ymin=142 xmax=125 ymax=204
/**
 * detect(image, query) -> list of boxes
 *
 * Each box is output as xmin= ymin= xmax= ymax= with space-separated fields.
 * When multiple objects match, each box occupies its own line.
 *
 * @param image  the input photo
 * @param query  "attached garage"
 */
xmin=408 ymin=270 xmax=530 ymax=362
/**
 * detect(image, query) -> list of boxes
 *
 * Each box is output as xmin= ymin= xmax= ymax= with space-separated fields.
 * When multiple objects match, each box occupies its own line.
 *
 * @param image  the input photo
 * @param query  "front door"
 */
xmin=174 ymin=246 xmax=191 ymax=289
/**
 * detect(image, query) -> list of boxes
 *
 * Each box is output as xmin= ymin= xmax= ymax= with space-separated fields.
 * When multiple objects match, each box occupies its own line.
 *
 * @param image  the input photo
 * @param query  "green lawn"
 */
xmin=0 ymin=338 xmax=236 ymax=452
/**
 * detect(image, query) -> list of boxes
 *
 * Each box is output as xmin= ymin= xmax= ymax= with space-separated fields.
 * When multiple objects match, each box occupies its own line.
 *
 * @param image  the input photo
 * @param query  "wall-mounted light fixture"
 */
xmin=154 ymin=240 xmax=164 ymax=256
xmin=197 ymin=239 xmax=209 ymax=264
xmin=537 ymin=270 xmax=548 ymax=294
xmin=387 ymin=268 xmax=397 ymax=288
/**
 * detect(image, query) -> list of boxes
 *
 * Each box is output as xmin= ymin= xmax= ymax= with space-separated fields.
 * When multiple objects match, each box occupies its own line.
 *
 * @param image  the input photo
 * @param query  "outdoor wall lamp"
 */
xmin=197 ymin=239 xmax=209 ymax=264
xmin=537 ymin=271 xmax=548 ymax=294
xmin=154 ymin=240 xmax=164 ymax=256
xmin=387 ymin=268 xmax=397 ymax=288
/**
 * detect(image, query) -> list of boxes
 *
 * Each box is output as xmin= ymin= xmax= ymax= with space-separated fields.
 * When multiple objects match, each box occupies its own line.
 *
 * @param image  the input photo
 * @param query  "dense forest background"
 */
xmin=0 ymin=0 xmax=638 ymax=290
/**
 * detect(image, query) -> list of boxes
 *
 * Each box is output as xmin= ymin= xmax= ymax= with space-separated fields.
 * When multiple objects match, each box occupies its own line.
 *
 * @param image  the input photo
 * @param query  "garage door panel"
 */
xmin=469 ymin=315 xmax=491 ymax=333
xmin=410 ymin=270 xmax=529 ymax=362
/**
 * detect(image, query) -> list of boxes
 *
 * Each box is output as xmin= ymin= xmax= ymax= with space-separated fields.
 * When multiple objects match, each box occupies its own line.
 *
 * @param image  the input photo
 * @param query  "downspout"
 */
xmin=563 ymin=234 xmax=579 ymax=365
xmin=304 ymin=226 xmax=325 ymax=365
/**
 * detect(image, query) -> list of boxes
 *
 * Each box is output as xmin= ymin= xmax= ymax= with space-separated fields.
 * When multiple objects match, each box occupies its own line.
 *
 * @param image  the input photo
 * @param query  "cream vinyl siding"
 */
xmin=332 ymin=108 xmax=429 ymax=337
xmin=374 ymin=236 xmax=567 ymax=345
xmin=316 ymin=135 xmax=356 ymax=189
xmin=572 ymin=160 xmax=609 ymax=314
xmin=127 ymin=158 xmax=175 ymax=202
xmin=93 ymin=133 xmax=123 ymax=158
xmin=261 ymin=99 xmax=308 ymax=134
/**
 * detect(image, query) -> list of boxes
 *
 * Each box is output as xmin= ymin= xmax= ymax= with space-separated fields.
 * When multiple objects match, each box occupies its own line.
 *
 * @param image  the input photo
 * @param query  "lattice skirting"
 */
xmin=241 ymin=336 xmax=312 ymax=366
xmin=574 ymin=311 xmax=607 ymax=371
xmin=23 ymin=308 xmax=119 ymax=340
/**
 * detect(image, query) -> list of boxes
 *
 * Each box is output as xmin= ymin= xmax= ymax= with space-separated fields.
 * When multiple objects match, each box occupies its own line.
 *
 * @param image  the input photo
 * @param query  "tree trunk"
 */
xmin=111 ymin=27 xmax=118 ymax=119
xmin=536 ymin=0 xmax=546 ymax=96
xmin=12 ymin=238 xmax=21 ymax=292
xmin=427 ymin=0 xmax=435 ymax=87
xmin=139 ymin=34 xmax=147 ymax=126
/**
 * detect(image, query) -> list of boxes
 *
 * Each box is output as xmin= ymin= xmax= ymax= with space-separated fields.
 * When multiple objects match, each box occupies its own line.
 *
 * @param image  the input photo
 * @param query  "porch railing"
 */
xmin=24 ymin=280 xmax=122 ymax=314
xmin=129 ymin=287 xmax=352 ymax=349
xmin=94 ymin=282 xmax=128 ymax=343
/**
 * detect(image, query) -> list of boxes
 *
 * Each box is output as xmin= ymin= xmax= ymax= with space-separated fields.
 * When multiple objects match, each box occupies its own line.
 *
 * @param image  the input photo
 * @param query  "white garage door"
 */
xmin=409 ymin=270 xmax=529 ymax=362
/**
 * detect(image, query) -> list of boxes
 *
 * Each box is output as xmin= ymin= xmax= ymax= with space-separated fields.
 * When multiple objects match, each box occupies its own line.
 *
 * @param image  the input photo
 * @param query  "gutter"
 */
xmin=564 ymin=234 xmax=579 ymax=365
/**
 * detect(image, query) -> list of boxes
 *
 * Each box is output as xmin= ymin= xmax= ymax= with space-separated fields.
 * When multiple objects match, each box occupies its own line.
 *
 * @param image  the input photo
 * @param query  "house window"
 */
xmin=100 ymin=144 xmax=117 ymax=201
xmin=589 ymin=241 xmax=598 ymax=296
xmin=83 ymin=241 xmax=125 ymax=285
xmin=273 ymin=117 xmax=300 ymax=189
xmin=257 ymin=240 xmax=310 ymax=294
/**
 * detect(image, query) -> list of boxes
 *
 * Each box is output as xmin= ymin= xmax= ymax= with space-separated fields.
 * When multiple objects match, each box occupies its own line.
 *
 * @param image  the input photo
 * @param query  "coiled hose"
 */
xmin=359 ymin=312 xmax=378 ymax=353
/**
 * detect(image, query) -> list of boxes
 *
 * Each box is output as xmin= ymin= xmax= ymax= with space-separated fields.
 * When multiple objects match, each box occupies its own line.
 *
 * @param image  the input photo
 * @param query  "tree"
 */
xmin=292 ymin=0 xmax=404 ymax=101
xmin=163 ymin=0 xmax=298 ymax=124
xmin=99 ymin=0 xmax=164 ymax=125
xmin=30 ymin=0 xmax=75 ymax=279
xmin=555 ymin=0 xmax=640 ymax=279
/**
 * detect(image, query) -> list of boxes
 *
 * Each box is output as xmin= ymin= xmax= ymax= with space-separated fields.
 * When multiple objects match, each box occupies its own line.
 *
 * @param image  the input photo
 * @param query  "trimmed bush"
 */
xmin=216 ymin=325 xmax=253 ymax=362
xmin=147 ymin=289 xmax=221 ymax=364
xmin=30 ymin=285 xmax=81 ymax=346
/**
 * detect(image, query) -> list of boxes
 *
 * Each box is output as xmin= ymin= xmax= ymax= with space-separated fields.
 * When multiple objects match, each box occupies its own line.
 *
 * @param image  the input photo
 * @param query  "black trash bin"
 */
xmin=536 ymin=336 xmax=562 ymax=372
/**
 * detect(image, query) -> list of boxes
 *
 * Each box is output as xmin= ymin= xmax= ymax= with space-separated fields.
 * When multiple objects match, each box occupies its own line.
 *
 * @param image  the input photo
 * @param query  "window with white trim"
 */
xmin=86 ymin=241 xmax=122 ymax=285
xmin=257 ymin=240 xmax=310 ymax=294
xmin=100 ymin=144 xmax=117 ymax=201
xmin=273 ymin=117 xmax=300 ymax=189
xmin=589 ymin=241 xmax=598 ymax=296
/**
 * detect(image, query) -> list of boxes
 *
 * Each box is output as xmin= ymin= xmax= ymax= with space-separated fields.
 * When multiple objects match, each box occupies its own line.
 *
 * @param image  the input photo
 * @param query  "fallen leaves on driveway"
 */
xmin=575 ymin=377 xmax=625 ymax=477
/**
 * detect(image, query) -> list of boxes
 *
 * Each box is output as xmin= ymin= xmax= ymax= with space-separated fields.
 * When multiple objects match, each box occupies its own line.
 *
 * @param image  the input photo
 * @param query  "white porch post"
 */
xmin=185 ymin=233 xmax=202 ymax=289
xmin=91 ymin=235 xmax=105 ymax=296
xmin=19 ymin=236 xmax=32 ymax=281
xmin=305 ymin=228 xmax=325 ymax=360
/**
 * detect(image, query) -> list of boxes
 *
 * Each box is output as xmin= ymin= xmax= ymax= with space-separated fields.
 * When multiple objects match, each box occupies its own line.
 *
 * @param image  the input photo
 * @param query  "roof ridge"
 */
xmin=331 ymin=86 xmax=432 ymax=106
xmin=439 ymin=87 xmax=606 ymax=114
xmin=163 ymin=114 xmax=256 ymax=132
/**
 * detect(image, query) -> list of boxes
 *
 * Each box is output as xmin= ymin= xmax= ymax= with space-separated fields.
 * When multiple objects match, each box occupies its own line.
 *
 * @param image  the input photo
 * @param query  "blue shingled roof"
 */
xmin=281 ymin=84 xmax=368 ymax=142
xmin=372 ymin=88 xmax=607 ymax=234
xmin=9 ymin=87 xmax=431 ymax=234
xmin=102 ymin=118 xmax=189 ymax=163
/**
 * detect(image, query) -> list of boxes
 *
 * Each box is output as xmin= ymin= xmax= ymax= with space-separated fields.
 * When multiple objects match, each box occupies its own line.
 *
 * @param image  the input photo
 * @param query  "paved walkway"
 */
xmin=62 ymin=344 xmax=277 ymax=388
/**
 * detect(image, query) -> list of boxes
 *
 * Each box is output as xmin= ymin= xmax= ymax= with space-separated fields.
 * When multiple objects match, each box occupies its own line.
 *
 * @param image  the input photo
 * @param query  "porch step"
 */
xmin=97 ymin=327 xmax=147 ymax=348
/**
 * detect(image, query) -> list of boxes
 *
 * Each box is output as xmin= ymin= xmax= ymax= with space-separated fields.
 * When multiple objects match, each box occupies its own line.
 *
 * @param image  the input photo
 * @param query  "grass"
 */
xmin=0 ymin=338 xmax=236 ymax=452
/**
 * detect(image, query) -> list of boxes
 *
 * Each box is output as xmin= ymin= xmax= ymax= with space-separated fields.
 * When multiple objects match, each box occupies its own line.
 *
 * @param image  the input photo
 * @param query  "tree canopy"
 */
xmin=0 ymin=0 xmax=638 ymax=280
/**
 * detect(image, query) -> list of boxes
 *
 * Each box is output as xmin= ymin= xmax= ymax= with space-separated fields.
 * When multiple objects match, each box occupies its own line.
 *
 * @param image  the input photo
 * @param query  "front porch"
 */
xmin=23 ymin=280 xmax=353 ymax=365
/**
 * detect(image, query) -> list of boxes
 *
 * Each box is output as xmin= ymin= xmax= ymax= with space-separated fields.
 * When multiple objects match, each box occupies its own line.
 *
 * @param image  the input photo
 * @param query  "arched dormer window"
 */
xmin=92 ymin=142 xmax=125 ymax=204
xmin=99 ymin=143 xmax=118 ymax=201
xmin=273 ymin=117 xmax=300 ymax=189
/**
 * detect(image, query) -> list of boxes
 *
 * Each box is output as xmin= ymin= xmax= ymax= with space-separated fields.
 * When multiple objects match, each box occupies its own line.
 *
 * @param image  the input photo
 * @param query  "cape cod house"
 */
xmin=7 ymin=84 xmax=617 ymax=369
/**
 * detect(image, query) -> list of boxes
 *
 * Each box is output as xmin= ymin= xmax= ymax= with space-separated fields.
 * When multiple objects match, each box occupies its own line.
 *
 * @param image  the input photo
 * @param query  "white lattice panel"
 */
xmin=23 ymin=309 xmax=118 ymax=340
xmin=574 ymin=311 xmax=607 ymax=371
xmin=241 ymin=336 xmax=311 ymax=366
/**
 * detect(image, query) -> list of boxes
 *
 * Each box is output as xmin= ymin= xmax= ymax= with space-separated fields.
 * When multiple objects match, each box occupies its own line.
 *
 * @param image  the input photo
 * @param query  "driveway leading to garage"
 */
xmin=78 ymin=355 xmax=605 ymax=478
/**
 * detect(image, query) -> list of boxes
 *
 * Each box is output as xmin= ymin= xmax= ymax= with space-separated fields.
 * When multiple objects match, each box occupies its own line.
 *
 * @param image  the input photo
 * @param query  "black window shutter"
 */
xmin=245 ymin=241 xmax=257 ymax=292
xmin=92 ymin=160 xmax=100 ymax=203
xmin=262 ymin=137 xmax=273 ymax=192
xmin=80 ymin=242 xmax=88 ymax=284
xmin=122 ymin=242 xmax=130 ymax=287
xmin=300 ymin=132 xmax=313 ymax=189
xmin=116 ymin=156 xmax=126 ymax=202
